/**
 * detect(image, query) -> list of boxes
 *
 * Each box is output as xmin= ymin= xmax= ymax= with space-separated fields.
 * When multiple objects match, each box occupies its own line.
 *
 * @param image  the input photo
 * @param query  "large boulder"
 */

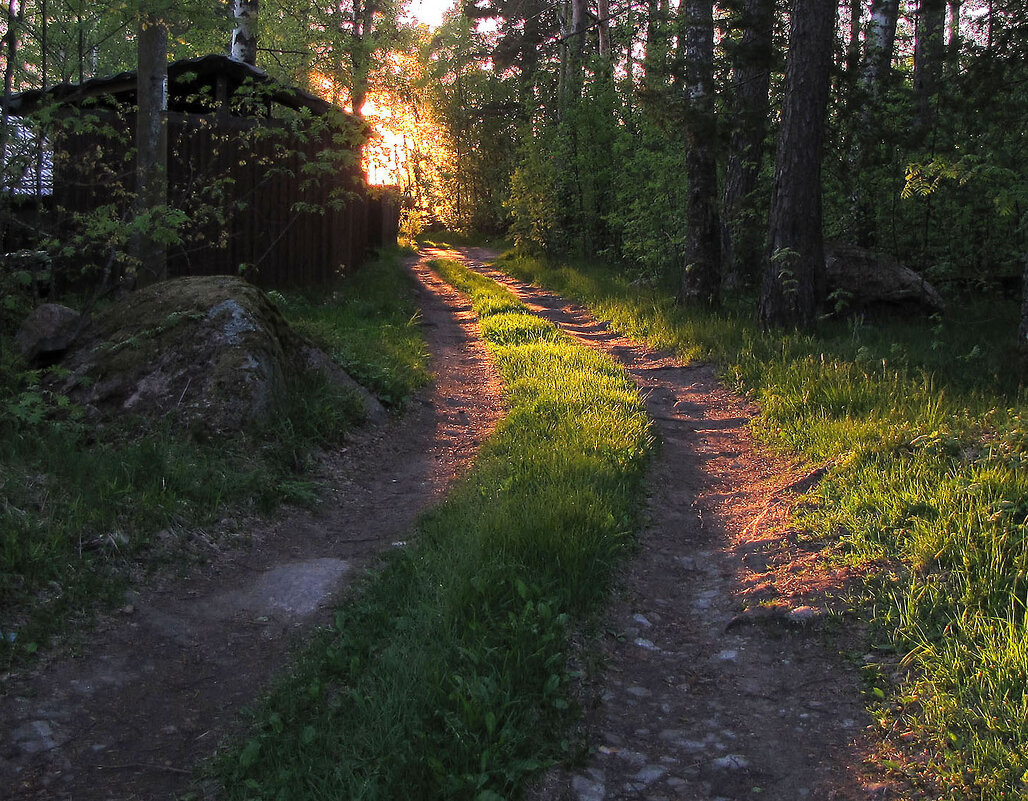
xmin=825 ymin=242 xmax=945 ymax=317
xmin=15 ymin=303 xmax=82 ymax=365
xmin=51 ymin=275 xmax=384 ymax=433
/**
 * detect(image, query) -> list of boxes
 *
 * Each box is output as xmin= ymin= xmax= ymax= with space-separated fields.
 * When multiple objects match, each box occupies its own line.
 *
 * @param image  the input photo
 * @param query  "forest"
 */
xmin=2 ymin=0 xmax=1028 ymax=799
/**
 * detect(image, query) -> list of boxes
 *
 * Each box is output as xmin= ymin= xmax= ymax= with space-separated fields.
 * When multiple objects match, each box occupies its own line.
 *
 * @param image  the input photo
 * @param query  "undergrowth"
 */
xmin=496 ymin=250 xmax=1028 ymax=800
xmin=0 ymin=250 xmax=428 ymax=668
xmin=212 ymin=258 xmax=653 ymax=800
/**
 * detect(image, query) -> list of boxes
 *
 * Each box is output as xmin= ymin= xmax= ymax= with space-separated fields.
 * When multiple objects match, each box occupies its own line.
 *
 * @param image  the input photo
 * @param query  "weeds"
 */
xmin=496 ymin=250 xmax=1028 ymax=799
xmin=0 ymin=250 xmax=428 ymax=667
xmin=213 ymin=258 xmax=652 ymax=799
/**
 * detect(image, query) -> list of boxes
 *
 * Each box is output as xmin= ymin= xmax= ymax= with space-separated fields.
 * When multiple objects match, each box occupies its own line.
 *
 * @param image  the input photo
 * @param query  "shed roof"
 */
xmin=3 ymin=54 xmax=347 ymax=120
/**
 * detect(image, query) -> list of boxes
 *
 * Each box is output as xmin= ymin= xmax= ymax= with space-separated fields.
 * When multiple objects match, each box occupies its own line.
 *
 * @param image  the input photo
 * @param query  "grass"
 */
xmin=0 ymin=249 xmax=429 ymax=669
xmin=211 ymin=257 xmax=653 ymax=800
xmin=493 ymin=249 xmax=1028 ymax=800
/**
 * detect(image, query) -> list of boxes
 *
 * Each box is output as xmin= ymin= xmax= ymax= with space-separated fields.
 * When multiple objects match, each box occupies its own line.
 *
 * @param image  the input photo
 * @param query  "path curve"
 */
xmin=439 ymin=246 xmax=895 ymax=801
xmin=1 ymin=253 xmax=505 ymax=800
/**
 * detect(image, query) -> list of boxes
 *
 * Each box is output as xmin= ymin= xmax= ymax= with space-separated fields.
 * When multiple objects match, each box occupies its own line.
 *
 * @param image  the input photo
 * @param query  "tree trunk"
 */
xmin=946 ymin=0 xmax=961 ymax=75
xmin=349 ymin=0 xmax=376 ymax=116
xmin=849 ymin=0 xmax=899 ymax=246
xmin=913 ymin=0 xmax=946 ymax=137
xmin=1 ymin=0 xmax=27 ymax=246
xmin=597 ymin=0 xmax=611 ymax=59
xmin=862 ymin=0 xmax=899 ymax=88
xmin=132 ymin=14 xmax=169 ymax=286
xmin=759 ymin=0 xmax=834 ymax=329
xmin=641 ymin=0 xmax=670 ymax=104
xmin=846 ymin=0 xmax=862 ymax=76
xmin=560 ymin=0 xmax=589 ymax=111
xmin=1020 ymin=255 xmax=1028 ymax=354
xmin=720 ymin=0 xmax=773 ymax=291
xmin=230 ymin=0 xmax=258 ymax=65
xmin=678 ymin=0 xmax=720 ymax=307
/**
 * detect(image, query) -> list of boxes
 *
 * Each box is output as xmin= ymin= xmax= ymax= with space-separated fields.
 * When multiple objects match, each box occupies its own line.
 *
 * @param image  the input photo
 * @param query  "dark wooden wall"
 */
xmin=48 ymin=110 xmax=398 ymax=289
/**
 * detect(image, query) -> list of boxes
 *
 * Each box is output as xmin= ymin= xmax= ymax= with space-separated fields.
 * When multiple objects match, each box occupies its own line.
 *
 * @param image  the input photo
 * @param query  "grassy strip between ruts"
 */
xmin=493 ymin=250 xmax=1028 ymax=800
xmin=211 ymin=258 xmax=653 ymax=801
xmin=0 ymin=249 xmax=428 ymax=669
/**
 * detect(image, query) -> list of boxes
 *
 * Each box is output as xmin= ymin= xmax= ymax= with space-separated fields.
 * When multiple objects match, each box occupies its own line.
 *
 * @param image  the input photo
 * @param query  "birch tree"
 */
xmin=230 ymin=0 xmax=258 ymax=65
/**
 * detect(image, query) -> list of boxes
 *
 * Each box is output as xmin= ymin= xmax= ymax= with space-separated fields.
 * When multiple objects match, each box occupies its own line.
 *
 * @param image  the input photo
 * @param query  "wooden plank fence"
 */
xmin=46 ymin=109 xmax=398 ymax=289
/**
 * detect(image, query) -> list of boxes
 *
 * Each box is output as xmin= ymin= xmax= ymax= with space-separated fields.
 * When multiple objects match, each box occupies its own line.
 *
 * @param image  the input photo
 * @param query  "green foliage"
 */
xmin=214 ymin=257 xmax=653 ymax=799
xmin=0 ymin=250 xmax=429 ymax=666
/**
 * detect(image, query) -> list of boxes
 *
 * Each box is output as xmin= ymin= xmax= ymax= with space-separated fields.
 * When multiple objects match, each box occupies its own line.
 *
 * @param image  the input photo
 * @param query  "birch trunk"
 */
xmin=230 ymin=0 xmax=258 ymax=65
xmin=863 ymin=0 xmax=899 ymax=88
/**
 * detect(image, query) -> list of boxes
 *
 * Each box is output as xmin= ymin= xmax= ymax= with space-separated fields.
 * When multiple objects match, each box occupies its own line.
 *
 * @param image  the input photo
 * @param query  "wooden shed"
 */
xmin=3 ymin=55 xmax=399 ymax=288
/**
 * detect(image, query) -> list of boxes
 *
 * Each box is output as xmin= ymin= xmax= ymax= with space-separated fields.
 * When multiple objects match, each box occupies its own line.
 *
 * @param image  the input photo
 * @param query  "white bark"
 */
xmin=230 ymin=0 xmax=258 ymax=65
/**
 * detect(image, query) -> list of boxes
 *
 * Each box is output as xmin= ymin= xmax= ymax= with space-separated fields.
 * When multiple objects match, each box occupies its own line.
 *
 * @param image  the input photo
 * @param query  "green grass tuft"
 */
xmin=213 ymin=257 xmax=653 ymax=800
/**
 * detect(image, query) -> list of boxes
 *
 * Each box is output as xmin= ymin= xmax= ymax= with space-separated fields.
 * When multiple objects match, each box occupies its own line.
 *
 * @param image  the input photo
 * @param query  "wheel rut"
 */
xmin=435 ymin=246 xmax=897 ymax=801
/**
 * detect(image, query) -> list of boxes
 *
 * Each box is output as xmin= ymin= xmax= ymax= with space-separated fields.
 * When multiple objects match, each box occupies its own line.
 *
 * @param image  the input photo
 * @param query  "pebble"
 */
xmin=632 ymin=613 xmax=654 ymax=628
xmin=634 ymin=638 xmax=659 ymax=651
xmin=716 ymin=649 xmax=738 ymax=661
xmin=572 ymin=774 xmax=606 ymax=801
xmin=12 ymin=720 xmax=57 ymax=754
xmin=626 ymin=686 xmax=652 ymax=698
xmin=711 ymin=754 xmax=749 ymax=771
xmin=633 ymin=765 xmax=667 ymax=785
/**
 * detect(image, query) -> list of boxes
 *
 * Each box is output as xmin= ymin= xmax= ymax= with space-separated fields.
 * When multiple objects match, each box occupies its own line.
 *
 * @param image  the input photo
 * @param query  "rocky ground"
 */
xmin=2 ymin=247 xmax=898 ymax=800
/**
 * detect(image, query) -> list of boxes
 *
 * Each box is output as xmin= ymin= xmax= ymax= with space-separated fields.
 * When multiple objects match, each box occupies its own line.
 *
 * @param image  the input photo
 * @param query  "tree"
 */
xmin=913 ymin=0 xmax=946 ymax=137
xmin=678 ymin=0 xmax=719 ymax=306
xmin=131 ymin=8 xmax=169 ymax=285
xmin=230 ymin=0 xmax=258 ymax=64
xmin=759 ymin=0 xmax=835 ymax=328
xmin=720 ymin=0 xmax=774 ymax=290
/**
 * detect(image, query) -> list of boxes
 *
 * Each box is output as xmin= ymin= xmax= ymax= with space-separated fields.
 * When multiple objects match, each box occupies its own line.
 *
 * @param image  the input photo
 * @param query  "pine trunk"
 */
xmin=1019 ymin=256 xmax=1028 ymax=354
xmin=914 ymin=0 xmax=946 ymax=137
xmin=721 ymin=0 xmax=773 ymax=290
xmin=678 ymin=0 xmax=720 ymax=307
xmin=758 ymin=0 xmax=834 ymax=329
xmin=132 ymin=15 xmax=169 ymax=286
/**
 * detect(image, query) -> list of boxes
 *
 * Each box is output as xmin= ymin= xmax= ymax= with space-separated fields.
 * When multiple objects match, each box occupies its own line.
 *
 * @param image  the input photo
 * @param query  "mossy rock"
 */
xmin=54 ymin=275 xmax=383 ymax=433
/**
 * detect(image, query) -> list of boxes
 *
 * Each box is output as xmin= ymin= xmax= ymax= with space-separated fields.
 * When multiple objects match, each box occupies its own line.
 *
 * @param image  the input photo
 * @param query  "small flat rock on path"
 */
xmin=0 ymin=254 xmax=505 ymax=801
xmin=442 ymin=247 xmax=896 ymax=801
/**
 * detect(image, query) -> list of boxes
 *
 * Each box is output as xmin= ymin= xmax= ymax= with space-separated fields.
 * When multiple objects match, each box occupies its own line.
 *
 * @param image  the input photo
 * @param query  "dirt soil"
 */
xmin=2 ymin=247 xmax=899 ymax=801
xmin=445 ymin=247 xmax=900 ymax=801
xmin=0 ymin=254 xmax=504 ymax=800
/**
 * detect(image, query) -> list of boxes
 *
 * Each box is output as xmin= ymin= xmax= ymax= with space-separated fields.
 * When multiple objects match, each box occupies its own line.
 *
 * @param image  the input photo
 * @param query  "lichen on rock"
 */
xmin=50 ymin=275 xmax=384 ymax=433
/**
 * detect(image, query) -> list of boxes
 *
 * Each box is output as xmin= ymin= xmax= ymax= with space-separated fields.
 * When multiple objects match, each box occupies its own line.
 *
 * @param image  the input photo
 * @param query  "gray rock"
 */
xmin=825 ymin=242 xmax=945 ymax=316
xmin=15 ymin=303 xmax=81 ymax=364
xmin=711 ymin=754 xmax=749 ymax=771
xmin=572 ymin=774 xmax=606 ymax=801
xmin=49 ymin=276 xmax=381 ymax=433
xmin=633 ymin=765 xmax=667 ymax=786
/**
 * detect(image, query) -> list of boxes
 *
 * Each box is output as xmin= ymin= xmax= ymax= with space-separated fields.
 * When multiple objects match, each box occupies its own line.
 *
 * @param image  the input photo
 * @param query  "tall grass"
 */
xmin=213 ymin=258 xmax=653 ymax=800
xmin=496 ymin=250 xmax=1028 ymax=799
xmin=0 ymin=250 xmax=429 ymax=666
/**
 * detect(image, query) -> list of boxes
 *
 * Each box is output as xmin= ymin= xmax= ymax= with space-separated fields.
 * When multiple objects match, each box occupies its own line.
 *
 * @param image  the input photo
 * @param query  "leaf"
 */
xmin=238 ymin=738 xmax=261 ymax=768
